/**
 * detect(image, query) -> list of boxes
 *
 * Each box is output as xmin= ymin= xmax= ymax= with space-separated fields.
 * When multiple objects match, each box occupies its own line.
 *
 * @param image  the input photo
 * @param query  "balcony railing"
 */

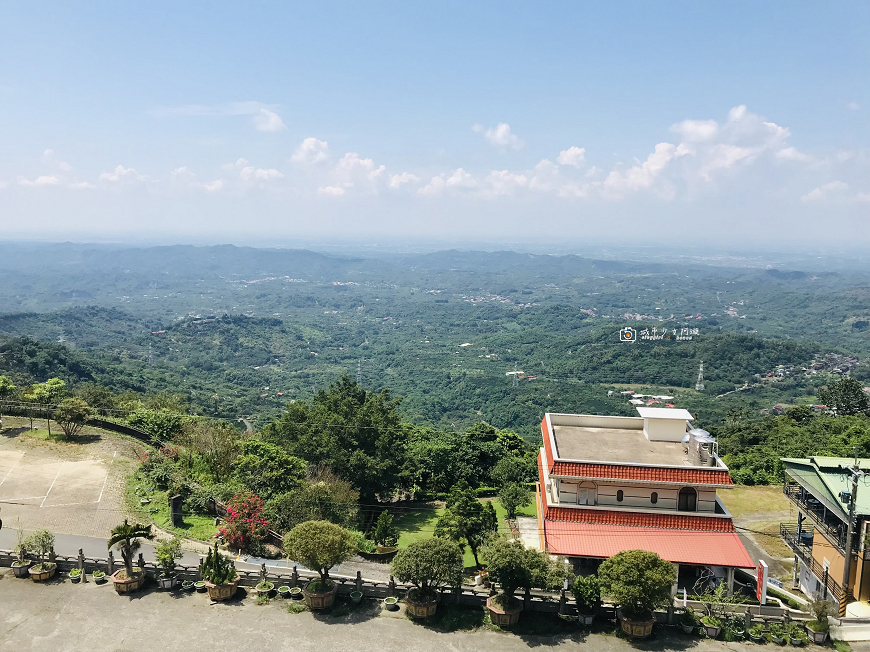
xmin=783 ymin=483 xmax=850 ymax=551
xmin=780 ymin=523 xmax=846 ymax=602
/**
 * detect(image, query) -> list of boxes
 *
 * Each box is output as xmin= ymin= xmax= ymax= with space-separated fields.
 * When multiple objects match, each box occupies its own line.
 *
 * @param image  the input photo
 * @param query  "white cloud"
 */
xmin=486 ymin=170 xmax=528 ymax=195
xmin=419 ymin=168 xmax=477 ymax=195
xmin=367 ymin=165 xmax=387 ymax=182
xmin=801 ymin=180 xmax=848 ymax=202
xmin=847 ymin=102 xmax=859 ymax=111
xmin=473 ymin=122 xmax=522 ymax=150
xmin=41 ymin=149 xmax=72 ymax=171
xmin=584 ymin=165 xmax=601 ymax=178
xmin=19 ymin=175 xmax=59 ymax=187
xmin=253 ymin=109 xmax=286 ymax=132
xmin=556 ymin=146 xmax=586 ymax=167
xmin=203 ymin=179 xmax=224 ymax=192
xmin=240 ymin=166 xmax=283 ymax=181
xmin=68 ymin=181 xmax=96 ymax=189
xmin=337 ymin=152 xmax=376 ymax=173
xmin=388 ymin=172 xmax=420 ymax=188
xmin=99 ymin=165 xmax=145 ymax=182
xmin=291 ymin=138 xmax=329 ymax=164
xmin=529 ymin=159 xmax=559 ymax=192
xmin=775 ymin=147 xmax=813 ymax=163
xmin=698 ymin=144 xmax=756 ymax=179
xmin=670 ymin=119 xmax=718 ymax=142
xmin=318 ymin=185 xmax=347 ymax=196
xmin=599 ymin=142 xmax=690 ymax=198
xmin=171 ymin=166 xmax=196 ymax=178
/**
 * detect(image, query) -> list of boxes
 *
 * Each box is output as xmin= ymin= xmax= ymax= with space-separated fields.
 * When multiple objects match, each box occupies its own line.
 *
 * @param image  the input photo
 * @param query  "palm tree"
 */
xmin=108 ymin=520 xmax=154 ymax=578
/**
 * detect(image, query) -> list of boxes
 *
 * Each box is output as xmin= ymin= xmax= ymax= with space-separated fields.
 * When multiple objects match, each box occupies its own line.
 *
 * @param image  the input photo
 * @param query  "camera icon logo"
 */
xmin=619 ymin=327 xmax=636 ymax=342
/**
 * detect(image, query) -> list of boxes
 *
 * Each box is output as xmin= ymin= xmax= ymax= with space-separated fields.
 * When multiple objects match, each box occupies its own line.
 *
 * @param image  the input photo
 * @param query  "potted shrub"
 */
xmin=383 ymin=596 xmax=399 ymax=611
xmin=155 ymin=535 xmax=183 ymax=590
xmin=199 ymin=542 xmax=239 ymax=601
xmin=283 ymin=520 xmax=356 ymax=610
xmin=181 ymin=579 xmax=195 ymax=592
xmin=748 ymin=623 xmax=766 ymax=643
xmin=277 ymin=585 xmax=291 ymax=598
xmin=194 ymin=581 xmax=207 ymax=593
xmin=390 ymin=538 xmax=463 ymax=619
xmin=597 ymin=550 xmax=676 ymax=638
xmin=92 ymin=569 xmax=107 ymax=584
xmin=701 ymin=615 xmax=723 ymax=639
xmin=768 ymin=622 xmax=786 ymax=645
xmin=723 ymin=614 xmax=745 ymax=641
xmin=350 ymin=590 xmax=363 ymax=604
xmin=681 ymin=607 xmax=699 ymax=634
xmin=255 ymin=580 xmax=275 ymax=596
xmin=372 ymin=511 xmax=399 ymax=554
xmin=108 ymin=519 xmax=154 ymax=594
xmin=289 ymin=586 xmax=303 ymax=599
xmin=572 ymin=575 xmax=600 ymax=625
xmin=69 ymin=568 xmax=83 ymax=583
xmin=787 ymin=622 xmax=807 ymax=646
xmin=805 ymin=597 xmax=833 ymax=644
xmin=11 ymin=522 xmax=32 ymax=578
xmin=26 ymin=530 xmax=57 ymax=582
xmin=481 ymin=536 xmax=569 ymax=627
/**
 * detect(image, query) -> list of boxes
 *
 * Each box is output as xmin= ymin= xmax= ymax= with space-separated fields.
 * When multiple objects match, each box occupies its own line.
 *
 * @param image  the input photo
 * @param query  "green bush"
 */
xmin=597 ymin=550 xmax=676 ymax=621
xmin=349 ymin=529 xmax=376 ymax=554
xmin=199 ymin=542 xmax=237 ymax=585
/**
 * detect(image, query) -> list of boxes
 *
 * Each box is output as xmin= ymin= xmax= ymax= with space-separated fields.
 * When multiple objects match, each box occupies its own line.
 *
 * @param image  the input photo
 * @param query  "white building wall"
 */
xmin=643 ymin=417 xmax=688 ymax=442
xmin=556 ymin=479 xmax=719 ymax=513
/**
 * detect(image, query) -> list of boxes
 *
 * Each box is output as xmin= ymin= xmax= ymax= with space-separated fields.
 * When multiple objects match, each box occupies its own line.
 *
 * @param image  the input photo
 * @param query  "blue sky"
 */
xmin=1 ymin=1 xmax=867 ymax=247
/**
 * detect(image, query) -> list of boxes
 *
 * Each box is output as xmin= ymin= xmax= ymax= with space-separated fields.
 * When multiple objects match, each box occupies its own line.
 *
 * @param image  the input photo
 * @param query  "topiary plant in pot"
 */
xmin=572 ymin=574 xmax=600 ymax=625
xmin=283 ymin=520 xmax=357 ymax=610
xmin=199 ymin=542 xmax=239 ymax=602
xmin=11 ymin=522 xmax=32 ymax=578
xmin=805 ymin=597 xmax=833 ymax=644
xmin=597 ymin=549 xmax=676 ymax=638
xmin=390 ymin=537 xmax=463 ymax=618
xmin=26 ymin=529 xmax=57 ymax=581
xmin=155 ymin=535 xmax=184 ymax=590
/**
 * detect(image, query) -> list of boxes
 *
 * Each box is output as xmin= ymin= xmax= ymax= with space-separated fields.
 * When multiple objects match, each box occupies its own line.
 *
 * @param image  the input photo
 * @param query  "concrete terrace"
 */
xmin=552 ymin=425 xmax=689 ymax=466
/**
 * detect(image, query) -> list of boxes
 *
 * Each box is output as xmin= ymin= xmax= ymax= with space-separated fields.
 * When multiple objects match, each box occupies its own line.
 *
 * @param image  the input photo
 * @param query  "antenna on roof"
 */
xmin=695 ymin=361 xmax=705 ymax=392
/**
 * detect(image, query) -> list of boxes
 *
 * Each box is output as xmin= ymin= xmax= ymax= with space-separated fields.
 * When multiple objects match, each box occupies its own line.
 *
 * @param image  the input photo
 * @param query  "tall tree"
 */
xmin=54 ymin=397 xmax=93 ymax=438
xmin=27 ymin=378 xmax=67 ymax=437
xmin=108 ymin=520 xmax=154 ymax=579
xmin=0 ymin=375 xmax=15 ymax=425
xmin=263 ymin=376 xmax=406 ymax=502
xmin=435 ymin=480 xmax=498 ymax=567
xmin=819 ymin=377 xmax=870 ymax=416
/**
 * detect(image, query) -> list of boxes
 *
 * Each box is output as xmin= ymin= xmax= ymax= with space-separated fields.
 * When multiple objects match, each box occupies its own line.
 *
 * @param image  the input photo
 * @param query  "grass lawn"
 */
xmin=125 ymin=471 xmax=218 ymax=541
xmin=719 ymin=485 xmax=791 ymax=518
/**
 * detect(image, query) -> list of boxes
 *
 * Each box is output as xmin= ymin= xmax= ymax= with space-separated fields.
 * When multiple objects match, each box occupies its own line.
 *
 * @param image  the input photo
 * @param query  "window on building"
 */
xmin=617 ymin=490 xmax=624 ymax=502
xmin=651 ymin=492 xmax=658 ymax=504
xmin=678 ymin=487 xmax=697 ymax=512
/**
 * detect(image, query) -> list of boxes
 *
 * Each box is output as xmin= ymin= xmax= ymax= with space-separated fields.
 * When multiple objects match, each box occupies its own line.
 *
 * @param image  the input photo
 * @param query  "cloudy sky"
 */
xmin=1 ymin=2 xmax=867 ymax=248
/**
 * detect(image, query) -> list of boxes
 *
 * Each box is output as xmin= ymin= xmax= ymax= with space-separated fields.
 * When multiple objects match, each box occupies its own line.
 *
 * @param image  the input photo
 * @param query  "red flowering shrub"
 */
xmin=218 ymin=492 xmax=269 ymax=553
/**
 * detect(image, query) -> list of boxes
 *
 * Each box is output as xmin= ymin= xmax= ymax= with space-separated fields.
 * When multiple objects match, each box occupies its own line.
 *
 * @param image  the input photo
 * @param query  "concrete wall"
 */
xmin=549 ymin=413 xmax=643 ymax=430
xmin=556 ymin=480 xmax=717 ymax=512
xmin=643 ymin=417 xmax=688 ymax=442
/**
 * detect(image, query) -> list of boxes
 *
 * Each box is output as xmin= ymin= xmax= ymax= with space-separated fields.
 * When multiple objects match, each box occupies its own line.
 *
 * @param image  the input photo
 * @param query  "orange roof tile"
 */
xmin=550 ymin=462 xmax=734 ymax=486
xmin=544 ymin=506 xmax=735 ymax=532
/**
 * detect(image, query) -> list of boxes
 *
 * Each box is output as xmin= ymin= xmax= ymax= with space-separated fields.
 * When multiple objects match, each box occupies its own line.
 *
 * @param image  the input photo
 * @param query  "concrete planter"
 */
xmin=29 ymin=563 xmax=57 ymax=582
xmin=111 ymin=569 xmax=145 ymax=594
xmin=159 ymin=576 xmax=178 ymax=590
xmin=621 ymin=616 xmax=656 ymax=639
xmin=805 ymin=625 xmax=827 ymax=644
xmin=303 ymin=581 xmax=337 ymax=610
xmin=578 ymin=612 xmax=595 ymax=626
xmin=204 ymin=577 xmax=239 ymax=602
xmin=11 ymin=560 xmax=32 ymax=578
xmin=405 ymin=590 xmax=438 ymax=619
xmin=702 ymin=623 xmax=721 ymax=639
xmin=358 ymin=548 xmax=398 ymax=563
xmin=486 ymin=596 xmax=523 ymax=627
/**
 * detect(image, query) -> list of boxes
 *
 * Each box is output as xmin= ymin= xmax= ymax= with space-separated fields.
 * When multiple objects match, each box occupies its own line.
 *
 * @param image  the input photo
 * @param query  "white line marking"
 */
xmin=96 ymin=452 xmax=116 ymax=505
xmin=42 ymin=500 xmax=101 ymax=508
xmin=0 ymin=495 xmax=48 ymax=502
xmin=0 ymin=455 xmax=22 ymax=488
xmin=40 ymin=465 xmax=63 ymax=507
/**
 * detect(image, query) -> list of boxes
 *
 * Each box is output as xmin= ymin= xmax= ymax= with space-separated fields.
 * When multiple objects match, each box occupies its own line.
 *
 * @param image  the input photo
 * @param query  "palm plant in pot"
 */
xmin=597 ymin=550 xmax=676 ymax=638
xmin=390 ymin=537 xmax=463 ymax=618
xmin=108 ymin=519 xmax=154 ymax=594
xmin=199 ymin=542 xmax=239 ymax=602
xmin=282 ymin=520 xmax=357 ymax=610
xmin=26 ymin=529 xmax=57 ymax=581
xmin=11 ymin=522 xmax=32 ymax=578
xmin=572 ymin=574 xmax=600 ymax=625
xmin=155 ymin=535 xmax=183 ymax=590
xmin=805 ymin=597 xmax=833 ymax=644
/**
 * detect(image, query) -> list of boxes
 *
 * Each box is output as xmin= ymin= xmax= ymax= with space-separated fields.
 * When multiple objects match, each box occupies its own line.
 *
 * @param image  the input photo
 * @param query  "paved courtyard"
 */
xmin=2 ymin=567 xmax=859 ymax=652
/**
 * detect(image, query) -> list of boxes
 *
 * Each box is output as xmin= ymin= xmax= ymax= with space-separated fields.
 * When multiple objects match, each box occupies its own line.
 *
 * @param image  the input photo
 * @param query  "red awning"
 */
xmin=544 ymin=519 xmax=755 ymax=569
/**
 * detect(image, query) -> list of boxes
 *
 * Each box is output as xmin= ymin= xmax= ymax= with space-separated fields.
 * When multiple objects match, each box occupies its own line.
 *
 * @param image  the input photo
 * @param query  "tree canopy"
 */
xmin=597 ymin=550 xmax=676 ymax=620
xmin=282 ymin=520 xmax=357 ymax=583
xmin=390 ymin=538 xmax=464 ymax=599
xmin=435 ymin=480 xmax=498 ymax=567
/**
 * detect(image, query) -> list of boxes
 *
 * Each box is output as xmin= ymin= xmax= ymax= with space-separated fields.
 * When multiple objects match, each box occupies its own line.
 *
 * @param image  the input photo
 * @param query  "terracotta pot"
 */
xmin=486 ymin=596 xmax=523 ymax=627
xmin=29 ymin=563 xmax=57 ymax=582
xmin=405 ymin=590 xmax=438 ymax=619
xmin=621 ymin=615 xmax=656 ymax=638
xmin=204 ymin=576 xmax=239 ymax=602
xmin=12 ymin=560 xmax=33 ymax=578
xmin=702 ymin=623 xmax=722 ymax=639
xmin=111 ymin=569 xmax=146 ymax=594
xmin=302 ymin=581 xmax=337 ymax=610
